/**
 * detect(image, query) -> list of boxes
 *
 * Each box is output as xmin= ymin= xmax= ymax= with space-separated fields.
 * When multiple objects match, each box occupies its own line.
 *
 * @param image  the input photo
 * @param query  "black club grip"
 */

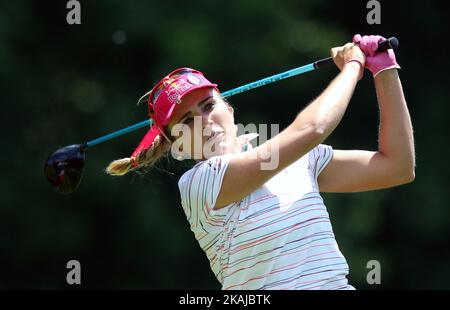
xmin=314 ymin=37 xmax=399 ymax=69
xmin=377 ymin=37 xmax=399 ymax=52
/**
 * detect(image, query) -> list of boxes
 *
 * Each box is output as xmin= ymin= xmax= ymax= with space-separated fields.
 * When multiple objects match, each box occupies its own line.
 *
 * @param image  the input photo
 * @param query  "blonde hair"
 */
xmin=105 ymin=133 xmax=172 ymax=176
xmin=105 ymin=88 xmax=173 ymax=176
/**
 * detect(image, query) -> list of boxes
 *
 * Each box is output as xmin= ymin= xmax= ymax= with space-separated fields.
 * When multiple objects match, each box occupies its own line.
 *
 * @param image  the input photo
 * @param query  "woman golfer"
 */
xmin=106 ymin=34 xmax=415 ymax=290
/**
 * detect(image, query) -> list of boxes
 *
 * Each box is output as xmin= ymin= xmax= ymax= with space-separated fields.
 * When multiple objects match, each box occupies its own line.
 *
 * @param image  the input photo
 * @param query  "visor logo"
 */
xmin=165 ymin=80 xmax=194 ymax=104
xmin=163 ymin=78 xmax=175 ymax=87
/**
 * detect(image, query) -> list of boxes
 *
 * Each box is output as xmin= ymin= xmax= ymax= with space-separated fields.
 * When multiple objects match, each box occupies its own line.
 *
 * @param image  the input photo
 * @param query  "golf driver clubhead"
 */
xmin=44 ymin=143 xmax=87 ymax=194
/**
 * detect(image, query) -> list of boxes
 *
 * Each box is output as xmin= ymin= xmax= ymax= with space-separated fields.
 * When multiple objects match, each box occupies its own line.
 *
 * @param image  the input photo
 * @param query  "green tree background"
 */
xmin=0 ymin=0 xmax=449 ymax=289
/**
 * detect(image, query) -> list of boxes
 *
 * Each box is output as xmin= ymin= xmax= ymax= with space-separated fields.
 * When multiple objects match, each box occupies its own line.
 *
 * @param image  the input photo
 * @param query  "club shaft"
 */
xmin=221 ymin=63 xmax=316 ymax=98
xmin=86 ymin=120 xmax=150 ymax=147
xmin=86 ymin=37 xmax=398 ymax=148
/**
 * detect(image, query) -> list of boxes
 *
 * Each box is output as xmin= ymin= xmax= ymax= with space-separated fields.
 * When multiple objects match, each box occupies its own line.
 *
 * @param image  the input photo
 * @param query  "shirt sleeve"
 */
xmin=308 ymin=144 xmax=334 ymax=180
xmin=178 ymin=155 xmax=233 ymax=233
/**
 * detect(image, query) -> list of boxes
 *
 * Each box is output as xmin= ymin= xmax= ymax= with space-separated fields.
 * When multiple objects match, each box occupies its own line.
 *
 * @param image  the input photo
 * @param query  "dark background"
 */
xmin=1 ymin=0 xmax=449 ymax=289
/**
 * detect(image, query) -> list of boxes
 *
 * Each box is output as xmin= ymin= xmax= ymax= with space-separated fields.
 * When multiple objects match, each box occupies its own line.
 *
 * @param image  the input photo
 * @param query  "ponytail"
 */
xmin=105 ymin=133 xmax=172 ymax=176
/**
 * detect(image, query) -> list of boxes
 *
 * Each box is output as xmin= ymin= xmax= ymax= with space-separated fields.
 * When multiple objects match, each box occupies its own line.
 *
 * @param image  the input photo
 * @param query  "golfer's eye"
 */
xmin=204 ymin=102 xmax=214 ymax=112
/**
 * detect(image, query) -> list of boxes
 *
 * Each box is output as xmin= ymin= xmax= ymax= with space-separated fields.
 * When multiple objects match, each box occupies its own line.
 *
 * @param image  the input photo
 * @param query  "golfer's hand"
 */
xmin=331 ymin=43 xmax=366 ymax=79
xmin=353 ymin=34 xmax=401 ymax=77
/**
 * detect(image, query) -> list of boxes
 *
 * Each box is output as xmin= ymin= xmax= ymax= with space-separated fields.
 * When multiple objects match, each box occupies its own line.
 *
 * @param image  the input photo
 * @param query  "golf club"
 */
xmin=44 ymin=37 xmax=399 ymax=194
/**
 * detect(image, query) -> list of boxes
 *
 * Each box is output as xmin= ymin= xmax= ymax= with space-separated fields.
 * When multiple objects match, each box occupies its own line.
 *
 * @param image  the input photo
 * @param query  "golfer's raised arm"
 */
xmin=214 ymin=44 xmax=365 ymax=210
xmin=375 ymin=70 xmax=415 ymax=178
xmin=361 ymin=34 xmax=414 ymax=178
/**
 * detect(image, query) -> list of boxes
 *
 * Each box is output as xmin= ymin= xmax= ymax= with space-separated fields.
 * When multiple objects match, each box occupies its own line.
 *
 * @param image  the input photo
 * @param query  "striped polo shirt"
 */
xmin=178 ymin=144 xmax=354 ymax=290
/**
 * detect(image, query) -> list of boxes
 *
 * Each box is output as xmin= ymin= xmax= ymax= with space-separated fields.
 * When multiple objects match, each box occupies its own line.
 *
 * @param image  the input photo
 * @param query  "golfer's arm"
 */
xmin=375 ymin=69 xmax=415 ymax=176
xmin=214 ymin=63 xmax=361 ymax=209
xmin=318 ymin=69 xmax=415 ymax=192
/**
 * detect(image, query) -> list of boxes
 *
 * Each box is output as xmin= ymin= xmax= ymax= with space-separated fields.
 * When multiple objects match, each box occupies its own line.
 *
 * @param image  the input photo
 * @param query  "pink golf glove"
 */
xmin=353 ymin=34 xmax=400 ymax=77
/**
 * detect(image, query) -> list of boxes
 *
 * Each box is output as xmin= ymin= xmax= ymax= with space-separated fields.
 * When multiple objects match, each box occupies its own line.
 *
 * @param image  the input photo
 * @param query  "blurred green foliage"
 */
xmin=0 ymin=0 xmax=449 ymax=289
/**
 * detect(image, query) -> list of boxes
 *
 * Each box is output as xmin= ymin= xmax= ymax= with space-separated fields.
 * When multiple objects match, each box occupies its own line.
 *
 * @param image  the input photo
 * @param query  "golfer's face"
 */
xmin=167 ymin=88 xmax=237 ymax=160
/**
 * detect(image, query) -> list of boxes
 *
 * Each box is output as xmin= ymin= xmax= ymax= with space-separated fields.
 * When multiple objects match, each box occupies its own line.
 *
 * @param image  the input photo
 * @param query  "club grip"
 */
xmin=314 ymin=36 xmax=399 ymax=69
xmin=377 ymin=37 xmax=399 ymax=52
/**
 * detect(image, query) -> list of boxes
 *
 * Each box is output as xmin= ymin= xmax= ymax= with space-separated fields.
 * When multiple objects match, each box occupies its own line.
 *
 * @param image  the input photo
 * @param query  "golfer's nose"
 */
xmin=202 ymin=117 xmax=213 ymax=130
